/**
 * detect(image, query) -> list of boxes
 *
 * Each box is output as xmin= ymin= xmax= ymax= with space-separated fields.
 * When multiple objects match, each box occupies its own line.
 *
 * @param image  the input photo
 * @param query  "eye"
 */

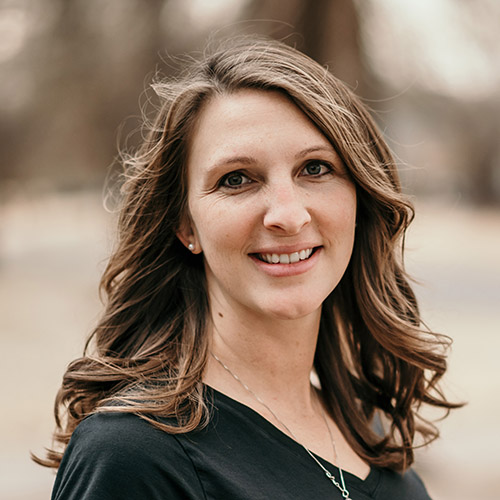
xmin=220 ymin=171 xmax=252 ymax=189
xmin=301 ymin=160 xmax=333 ymax=177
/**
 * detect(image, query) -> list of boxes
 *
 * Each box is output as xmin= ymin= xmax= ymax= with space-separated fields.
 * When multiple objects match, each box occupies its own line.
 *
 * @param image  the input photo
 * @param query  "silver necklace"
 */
xmin=211 ymin=352 xmax=352 ymax=499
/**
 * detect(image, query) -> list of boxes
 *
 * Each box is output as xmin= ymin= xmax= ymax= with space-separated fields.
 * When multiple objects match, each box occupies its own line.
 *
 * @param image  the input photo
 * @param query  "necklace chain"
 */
xmin=210 ymin=352 xmax=352 ymax=499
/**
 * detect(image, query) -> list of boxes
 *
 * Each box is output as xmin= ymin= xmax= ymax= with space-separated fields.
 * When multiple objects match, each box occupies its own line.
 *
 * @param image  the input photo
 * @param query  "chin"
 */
xmin=262 ymin=299 xmax=323 ymax=321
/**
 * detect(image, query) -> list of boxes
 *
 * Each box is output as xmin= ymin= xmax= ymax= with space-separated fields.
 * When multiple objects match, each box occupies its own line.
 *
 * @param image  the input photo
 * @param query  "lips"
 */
xmin=254 ymin=247 xmax=316 ymax=264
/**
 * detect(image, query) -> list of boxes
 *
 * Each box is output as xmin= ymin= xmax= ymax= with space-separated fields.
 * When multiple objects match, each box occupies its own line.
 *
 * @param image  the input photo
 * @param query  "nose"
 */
xmin=262 ymin=182 xmax=311 ymax=234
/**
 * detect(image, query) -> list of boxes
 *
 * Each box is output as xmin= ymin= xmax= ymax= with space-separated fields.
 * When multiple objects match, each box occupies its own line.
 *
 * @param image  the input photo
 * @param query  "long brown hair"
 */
xmin=36 ymin=35 xmax=459 ymax=470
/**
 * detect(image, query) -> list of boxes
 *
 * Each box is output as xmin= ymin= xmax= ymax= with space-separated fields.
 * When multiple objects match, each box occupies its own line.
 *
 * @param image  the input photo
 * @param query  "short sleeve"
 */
xmin=52 ymin=412 xmax=206 ymax=500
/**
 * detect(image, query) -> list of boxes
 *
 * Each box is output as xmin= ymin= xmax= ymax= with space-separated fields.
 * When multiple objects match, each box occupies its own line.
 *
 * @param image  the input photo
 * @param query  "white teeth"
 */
xmin=259 ymin=248 xmax=314 ymax=264
xmin=279 ymin=254 xmax=290 ymax=264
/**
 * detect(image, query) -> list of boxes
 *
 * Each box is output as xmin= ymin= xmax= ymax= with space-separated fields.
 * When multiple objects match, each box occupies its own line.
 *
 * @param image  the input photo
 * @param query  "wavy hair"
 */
xmin=36 ymin=35 xmax=459 ymax=470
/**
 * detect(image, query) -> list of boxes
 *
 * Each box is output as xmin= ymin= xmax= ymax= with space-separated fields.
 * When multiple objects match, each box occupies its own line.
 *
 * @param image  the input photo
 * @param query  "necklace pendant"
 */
xmin=324 ymin=471 xmax=350 ymax=499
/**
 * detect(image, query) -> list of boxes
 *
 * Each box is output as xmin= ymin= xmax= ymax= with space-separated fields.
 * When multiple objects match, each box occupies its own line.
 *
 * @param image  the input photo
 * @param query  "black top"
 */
xmin=52 ymin=387 xmax=432 ymax=499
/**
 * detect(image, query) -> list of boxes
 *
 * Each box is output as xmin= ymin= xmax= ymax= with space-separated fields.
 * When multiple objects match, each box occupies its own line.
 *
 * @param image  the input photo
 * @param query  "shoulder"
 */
xmin=375 ymin=467 xmax=432 ymax=499
xmin=70 ymin=411 xmax=167 ymax=455
xmin=52 ymin=412 xmax=205 ymax=500
xmin=65 ymin=412 xmax=184 ymax=472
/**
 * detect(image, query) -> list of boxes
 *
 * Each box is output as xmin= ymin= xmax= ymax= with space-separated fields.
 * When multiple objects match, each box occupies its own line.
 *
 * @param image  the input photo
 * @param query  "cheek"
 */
xmin=190 ymin=201 xmax=250 ymax=255
xmin=342 ymin=201 xmax=357 ymax=233
xmin=340 ymin=184 xmax=357 ymax=223
xmin=321 ymin=188 xmax=357 ymax=233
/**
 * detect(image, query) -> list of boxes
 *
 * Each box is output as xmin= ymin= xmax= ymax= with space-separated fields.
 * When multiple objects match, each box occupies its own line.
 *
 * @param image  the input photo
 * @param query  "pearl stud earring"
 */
xmin=188 ymin=243 xmax=195 ymax=251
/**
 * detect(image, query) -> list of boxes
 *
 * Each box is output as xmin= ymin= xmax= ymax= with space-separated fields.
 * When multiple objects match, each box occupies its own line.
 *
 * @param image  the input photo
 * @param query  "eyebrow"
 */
xmin=208 ymin=145 xmax=337 ymax=171
xmin=294 ymin=145 xmax=337 ymax=159
xmin=208 ymin=156 xmax=256 ymax=171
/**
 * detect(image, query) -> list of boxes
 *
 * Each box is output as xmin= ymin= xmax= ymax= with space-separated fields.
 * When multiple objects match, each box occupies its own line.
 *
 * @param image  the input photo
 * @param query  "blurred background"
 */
xmin=1 ymin=0 xmax=499 ymax=498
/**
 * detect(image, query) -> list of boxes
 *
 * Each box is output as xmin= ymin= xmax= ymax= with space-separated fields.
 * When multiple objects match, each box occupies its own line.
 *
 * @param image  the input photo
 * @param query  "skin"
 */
xmin=178 ymin=89 xmax=369 ymax=479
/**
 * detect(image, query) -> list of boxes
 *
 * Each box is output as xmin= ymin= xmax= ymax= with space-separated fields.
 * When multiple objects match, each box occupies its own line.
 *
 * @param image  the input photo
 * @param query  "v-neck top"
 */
xmin=52 ymin=386 xmax=432 ymax=499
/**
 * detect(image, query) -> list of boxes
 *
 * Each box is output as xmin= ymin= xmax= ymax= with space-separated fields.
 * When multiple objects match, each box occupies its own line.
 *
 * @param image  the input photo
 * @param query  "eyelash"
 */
xmin=219 ymin=171 xmax=253 ymax=189
xmin=218 ymin=160 xmax=334 ymax=190
xmin=300 ymin=160 xmax=334 ymax=178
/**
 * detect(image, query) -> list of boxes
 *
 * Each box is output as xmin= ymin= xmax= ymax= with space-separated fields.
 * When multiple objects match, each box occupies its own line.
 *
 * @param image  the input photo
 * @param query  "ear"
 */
xmin=176 ymin=215 xmax=202 ymax=254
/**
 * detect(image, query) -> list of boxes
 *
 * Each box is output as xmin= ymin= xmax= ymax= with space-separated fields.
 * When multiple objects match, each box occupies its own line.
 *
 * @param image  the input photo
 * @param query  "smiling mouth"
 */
xmin=253 ymin=247 xmax=318 ymax=264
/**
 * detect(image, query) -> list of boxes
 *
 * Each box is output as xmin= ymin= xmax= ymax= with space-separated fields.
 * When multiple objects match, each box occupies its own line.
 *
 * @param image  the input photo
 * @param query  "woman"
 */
xmin=39 ymin=36 xmax=458 ymax=499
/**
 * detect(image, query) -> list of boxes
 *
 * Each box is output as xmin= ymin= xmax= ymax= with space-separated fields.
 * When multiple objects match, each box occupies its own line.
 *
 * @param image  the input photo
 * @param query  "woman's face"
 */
xmin=179 ymin=89 xmax=357 ymax=321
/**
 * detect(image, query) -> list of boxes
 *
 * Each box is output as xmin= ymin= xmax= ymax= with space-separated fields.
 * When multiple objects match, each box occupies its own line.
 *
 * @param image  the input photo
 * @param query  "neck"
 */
xmin=203 ymin=298 xmax=322 ymax=413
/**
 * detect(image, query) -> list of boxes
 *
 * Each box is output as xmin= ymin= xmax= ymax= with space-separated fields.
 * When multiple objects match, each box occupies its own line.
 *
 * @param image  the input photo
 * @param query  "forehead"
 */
xmin=186 ymin=89 xmax=336 ymax=169
xmin=192 ymin=88 xmax=316 ymax=133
